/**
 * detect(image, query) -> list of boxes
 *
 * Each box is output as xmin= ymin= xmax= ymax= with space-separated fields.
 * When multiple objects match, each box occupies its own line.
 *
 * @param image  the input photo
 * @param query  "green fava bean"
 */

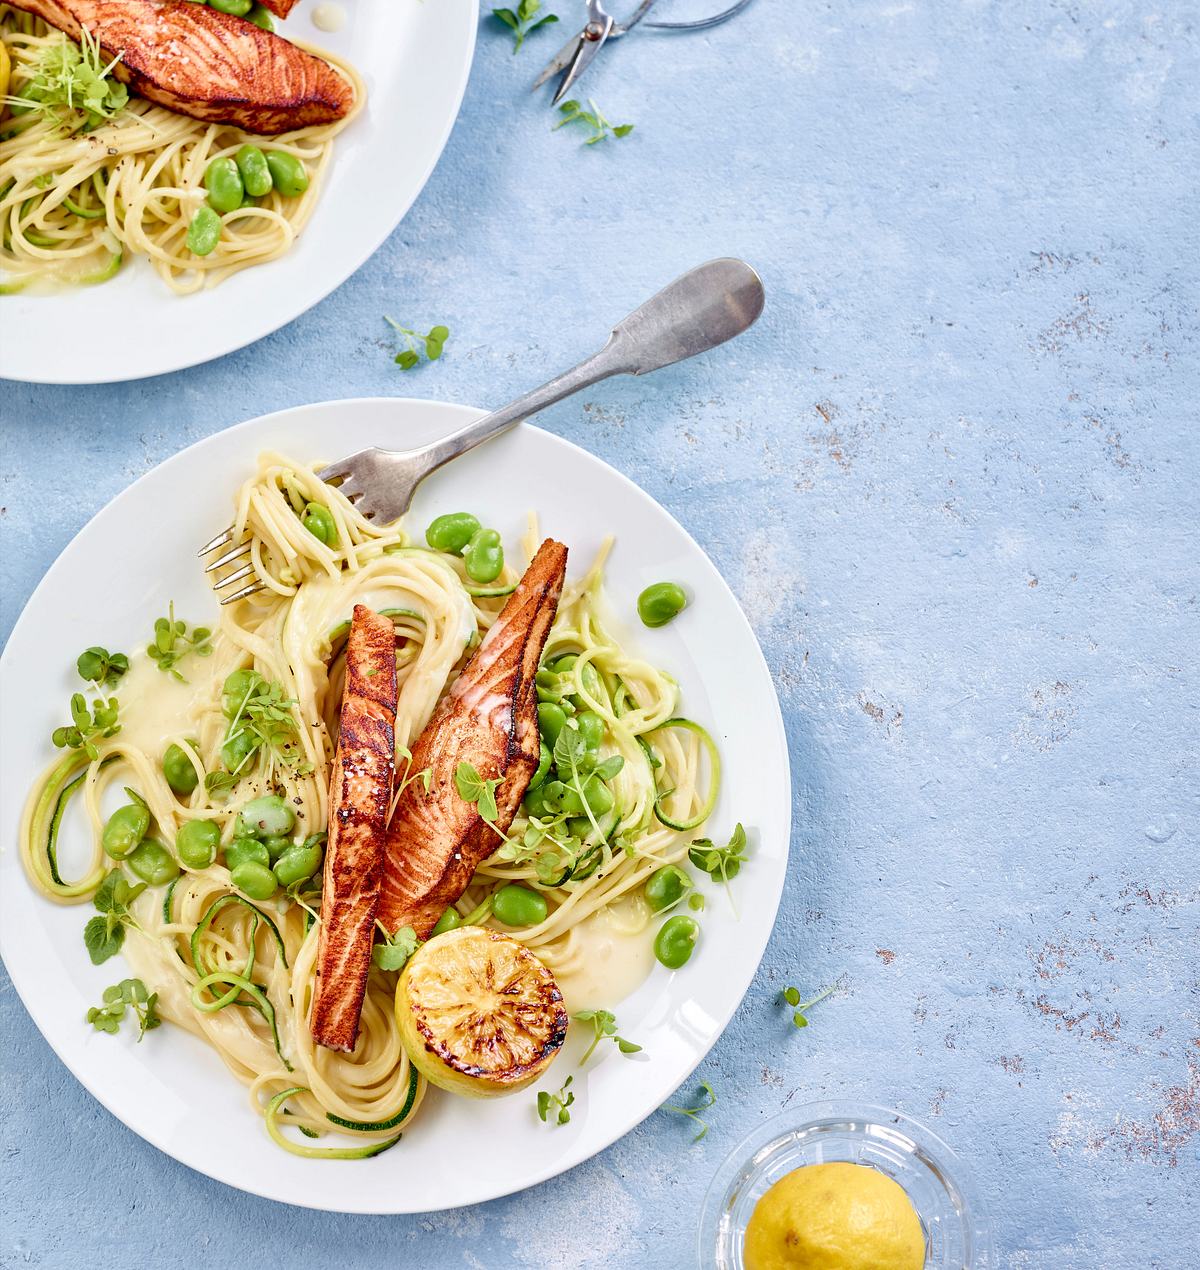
xmin=187 ymin=205 xmax=221 ymax=257
xmin=236 ymin=794 xmax=296 ymax=839
xmin=273 ymin=842 xmax=323 ymax=888
xmin=230 ymin=860 xmax=276 ymax=900
xmin=576 ymin=711 xmax=605 ymax=752
xmin=637 ymin=582 xmax=688 ymax=629
xmin=528 ymin=741 xmax=552 ymax=791
xmin=127 ymin=840 xmax=180 ymax=886
xmin=645 ymin=865 xmax=691 ymax=913
xmin=163 ymin=742 xmax=200 ymax=794
xmin=203 ymin=156 xmax=244 ymax=214
xmin=265 ymin=150 xmax=309 ymax=198
xmin=523 ymin=784 xmax=552 ymax=819
xmin=210 ymin=0 xmax=252 ymax=13
xmin=301 ymin=502 xmax=338 ymax=547
xmin=463 ymin=528 xmax=503 ymax=583
xmin=654 ymin=914 xmax=700 ymax=968
xmin=221 ymin=728 xmax=256 ymax=773
xmin=177 ymin=819 xmax=221 ymax=870
xmin=546 ymin=654 xmax=577 ymax=673
xmin=102 ymin=803 xmax=150 ymax=860
xmin=431 ymin=908 xmax=461 ymax=936
xmin=262 ymin=835 xmax=293 ymax=861
xmin=491 ymin=884 xmax=548 ymax=928
xmin=225 ymin=837 xmax=270 ymax=870
xmin=537 ymin=702 xmax=567 ymax=748
xmin=425 ymin=512 xmax=481 ymax=553
xmin=235 ymin=144 xmax=273 ymax=197
xmin=222 ymin=668 xmax=258 ymax=717
xmin=245 ymin=2 xmax=274 ymax=29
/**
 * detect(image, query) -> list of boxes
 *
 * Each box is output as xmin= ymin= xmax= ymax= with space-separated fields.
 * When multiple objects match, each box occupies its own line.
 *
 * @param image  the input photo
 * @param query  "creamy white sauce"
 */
xmin=554 ymin=899 xmax=656 ymax=1013
xmin=113 ymin=654 xmax=209 ymax=756
xmin=311 ymin=2 xmax=346 ymax=32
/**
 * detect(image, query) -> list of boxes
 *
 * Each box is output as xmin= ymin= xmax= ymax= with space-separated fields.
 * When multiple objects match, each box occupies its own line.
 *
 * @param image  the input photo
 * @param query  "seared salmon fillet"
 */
xmin=8 ymin=0 xmax=352 ymax=134
xmin=378 ymin=540 xmax=569 ymax=938
xmin=310 ymin=606 xmax=398 ymax=1053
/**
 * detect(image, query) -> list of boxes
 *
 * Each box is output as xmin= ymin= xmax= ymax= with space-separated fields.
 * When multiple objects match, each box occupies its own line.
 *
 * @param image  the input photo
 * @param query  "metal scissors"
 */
xmin=533 ymin=0 xmax=756 ymax=105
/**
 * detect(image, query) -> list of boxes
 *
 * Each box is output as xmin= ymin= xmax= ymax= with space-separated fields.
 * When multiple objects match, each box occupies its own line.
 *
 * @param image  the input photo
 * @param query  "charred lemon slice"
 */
xmin=395 ymin=926 xmax=568 ymax=1098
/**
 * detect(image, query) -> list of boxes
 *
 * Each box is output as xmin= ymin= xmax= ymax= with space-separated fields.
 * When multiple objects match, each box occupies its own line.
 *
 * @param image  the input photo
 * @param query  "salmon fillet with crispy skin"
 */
xmin=8 ymin=0 xmax=352 ymax=134
xmin=310 ymin=606 xmax=398 ymax=1053
xmin=378 ymin=540 xmax=569 ymax=939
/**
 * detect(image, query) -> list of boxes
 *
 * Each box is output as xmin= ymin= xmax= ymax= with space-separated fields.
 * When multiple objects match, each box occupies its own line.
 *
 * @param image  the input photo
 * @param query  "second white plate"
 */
xmin=0 ymin=398 xmax=791 ymax=1211
xmin=0 ymin=2 xmax=477 ymax=384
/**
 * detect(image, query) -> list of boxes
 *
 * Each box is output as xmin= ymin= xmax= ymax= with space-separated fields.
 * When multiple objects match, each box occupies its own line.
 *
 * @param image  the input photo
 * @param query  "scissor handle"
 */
xmin=611 ymin=0 xmax=755 ymax=36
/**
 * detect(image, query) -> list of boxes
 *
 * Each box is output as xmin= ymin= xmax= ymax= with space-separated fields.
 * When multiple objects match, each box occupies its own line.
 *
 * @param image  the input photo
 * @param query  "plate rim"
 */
xmin=0 ymin=3 xmax=479 ymax=386
xmin=0 ymin=397 xmax=791 ymax=1212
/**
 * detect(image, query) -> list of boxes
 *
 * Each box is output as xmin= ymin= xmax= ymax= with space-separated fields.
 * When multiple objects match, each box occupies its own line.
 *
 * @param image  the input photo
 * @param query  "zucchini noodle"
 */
xmin=0 ymin=8 xmax=362 ymax=294
xmin=18 ymin=453 xmax=719 ymax=1153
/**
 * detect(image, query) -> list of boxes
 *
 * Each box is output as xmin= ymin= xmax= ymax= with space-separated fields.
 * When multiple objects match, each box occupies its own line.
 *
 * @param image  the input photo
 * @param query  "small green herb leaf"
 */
xmin=574 ymin=1008 xmax=642 ymax=1066
xmin=779 ymin=983 xmax=834 ymax=1029
xmin=76 ymin=646 xmax=129 ymax=686
xmin=455 ymin=761 xmax=504 ymax=823
xmin=146 ymin=602 xmax=212 ymax=682
xmin=372 ymin=925 xmax=419 ymax=972
xmin=535 ymin=1074 xmax=574 ymax=1125
xmin=385 ymin=316 xmax=452 ymax=370
xmin=554 ymin=97 xmax=633 ymax=146
xmin=87 ymin=977 xmax=160 ymax=1039
xmin=493 ymin=0 xmax=557 ymax=53
xmin=663 ymin=1079 xmax=716 ymax=1142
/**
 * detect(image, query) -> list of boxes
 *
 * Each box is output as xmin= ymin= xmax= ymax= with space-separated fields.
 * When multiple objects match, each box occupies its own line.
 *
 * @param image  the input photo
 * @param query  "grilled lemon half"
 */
xmin=395 ymin=926 xmax=568 ymax=1098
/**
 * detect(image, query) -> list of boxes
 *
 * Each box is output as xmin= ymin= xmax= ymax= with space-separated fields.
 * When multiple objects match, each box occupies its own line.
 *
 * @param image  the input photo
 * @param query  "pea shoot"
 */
xmin=52 ymin=691 xmax=120 ymax=759
xmin=690 ymin=823 xmax=749 ymax=887
xmin=663 ymin=1080 xmax=716 ymax=1142
xmin=536 ymin=1074 xmax=574 ymax=1126
xmin=385 ymin=317 xmax=450 ymax=370
xmin=455 ymin=760 xmax=505 ymax=822
xmin=372 ymin=924 xmax=419 ymax=971
xmin=780 ymin=983 xmax=835 ymax=1029
xmin=83 ymin=869 xmax=147 ymax=965
xmin=76 ymin=646 xmax=128 ymax=687
xmin=207 ymin=669 xmax=312 ymax=791
xmin=554 ymin=98 xmax=634 ymax=146
xmin=492 ymin=0 xmax=558 ymax=53
xmin=86 ymin=977 xmax=160 ymax=1040
xmin=574 ymin=1008 xmax=642 ymax=1065
xmin=147 ymin=602 xmax=212 ymax=682
xmin=7 ymin=27 xmax=128 ymax=133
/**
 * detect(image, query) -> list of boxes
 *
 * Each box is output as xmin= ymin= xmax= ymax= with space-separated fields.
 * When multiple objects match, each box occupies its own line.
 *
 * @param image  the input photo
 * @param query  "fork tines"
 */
xmin=198 ymin=526 xmax=265 ymax=604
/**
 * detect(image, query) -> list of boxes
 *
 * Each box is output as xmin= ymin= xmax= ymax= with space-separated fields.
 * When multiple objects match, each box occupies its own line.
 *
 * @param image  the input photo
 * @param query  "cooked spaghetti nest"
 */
xmin=0 ymin=9 xmax=361 ymax=294
xmin=19 ymin=452 xmax=717 ymax=1153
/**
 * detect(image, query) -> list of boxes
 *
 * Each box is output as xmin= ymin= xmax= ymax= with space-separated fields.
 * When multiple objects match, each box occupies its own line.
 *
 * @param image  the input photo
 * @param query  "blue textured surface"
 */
xmin=2 ymin=1 xmax=1198 ymax=1266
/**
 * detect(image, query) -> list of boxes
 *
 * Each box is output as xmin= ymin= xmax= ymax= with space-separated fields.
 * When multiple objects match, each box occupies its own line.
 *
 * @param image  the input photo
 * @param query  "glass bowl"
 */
xmin=698 ymin=1101 xmax=994 ymax=1268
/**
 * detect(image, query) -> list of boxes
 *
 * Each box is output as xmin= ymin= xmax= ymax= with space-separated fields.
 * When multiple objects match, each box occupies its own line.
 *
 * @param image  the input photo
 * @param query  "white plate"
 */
xmin=0 ymin=3 xmax=477 ymax=385
xmin=0 ymin=399 xmax=790 ymax=1213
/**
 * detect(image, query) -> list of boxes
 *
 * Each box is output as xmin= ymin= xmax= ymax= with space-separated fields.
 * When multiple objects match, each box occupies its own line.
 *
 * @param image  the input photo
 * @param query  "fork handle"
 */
xmin=419 ymin=257 xmax=765 ymax=477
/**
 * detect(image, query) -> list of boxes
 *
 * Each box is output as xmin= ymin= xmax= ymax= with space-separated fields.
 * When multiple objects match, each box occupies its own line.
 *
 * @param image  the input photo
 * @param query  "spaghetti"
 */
xmin=19 ymin=453 xmax=718 ymax=1152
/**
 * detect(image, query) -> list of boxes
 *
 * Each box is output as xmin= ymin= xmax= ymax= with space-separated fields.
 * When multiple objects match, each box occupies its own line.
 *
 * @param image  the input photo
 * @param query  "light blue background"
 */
xmin=2 ymin=1 xmax=1197 ymax=1266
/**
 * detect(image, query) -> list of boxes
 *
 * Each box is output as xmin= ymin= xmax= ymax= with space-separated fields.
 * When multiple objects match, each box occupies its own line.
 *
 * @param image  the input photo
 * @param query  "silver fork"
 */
xmin=200 ymin=257 xmax=765 ymax=603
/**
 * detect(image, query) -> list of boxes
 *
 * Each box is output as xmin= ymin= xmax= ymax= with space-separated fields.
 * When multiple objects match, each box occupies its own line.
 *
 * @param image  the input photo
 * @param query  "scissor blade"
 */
xmin=550 ymin=18 xmax=612 ymax=105
xmin=532 ymin=29 xmax=588 ymax=92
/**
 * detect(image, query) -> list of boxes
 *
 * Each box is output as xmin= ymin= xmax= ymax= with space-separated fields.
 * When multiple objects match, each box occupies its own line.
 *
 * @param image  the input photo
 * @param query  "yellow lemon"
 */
xmin=743 ymin=1162 xmax=925 ymax=1270
xmin=0 ymin=39 xmax=11 ymax=107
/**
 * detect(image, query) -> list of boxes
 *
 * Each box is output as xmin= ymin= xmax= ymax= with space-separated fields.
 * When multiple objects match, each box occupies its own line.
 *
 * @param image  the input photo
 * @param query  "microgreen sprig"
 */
xmin=52 ymin=691 xmax=120 ymax=759
xmin=87 ymin=977 xmax=160 ymax=1040
xmin=492 ymin=0 xmax=558 ymax=54
xmin=455 ymin=760 xmax=504 ymax=823
xmin=76 ymin=646 xmax=128 ymax=687
xmin=780 ymin=983 xmax=834 ymax=1029
xmin=372 ymin=924 xmax=419 ymax=972
xmin=574 ymin=1008 xmax=642 ymax=1066
xmin=664 ymin=1080 xmax=716 ymax=1142
xmin=207 ymin=670 xmax=311 ymax=791
xmin=83 ymin=869 xmax=146 ymax=965
xmin=536 ymin=1074 xmax=575 ymax=1126
xmin=554 ymin=98 xmax=634 ymax=146
xmin=4 ymin=27 xmax=128 ymax=133
xmin=385 ymin=317 xmax=450 ymax=370
xmin=147 ymin=602 xmax=212 ymax=682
